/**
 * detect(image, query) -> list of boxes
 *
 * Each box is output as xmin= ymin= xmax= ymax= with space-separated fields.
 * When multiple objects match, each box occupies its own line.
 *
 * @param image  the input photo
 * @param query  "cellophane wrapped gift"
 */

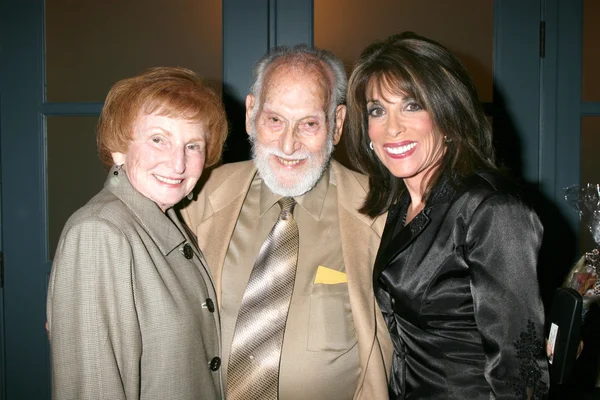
xmin=563 ymin=184 xmax=600 ymax=313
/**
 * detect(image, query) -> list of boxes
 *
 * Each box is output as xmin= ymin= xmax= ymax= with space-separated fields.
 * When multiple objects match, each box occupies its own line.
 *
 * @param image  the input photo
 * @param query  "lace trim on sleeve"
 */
xmin=508 ymin=320 xmax=549 ymax=399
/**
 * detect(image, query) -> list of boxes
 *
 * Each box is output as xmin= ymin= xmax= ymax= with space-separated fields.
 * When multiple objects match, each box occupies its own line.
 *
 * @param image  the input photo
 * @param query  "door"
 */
xmin=1 ymin=2 xmax=49 ymax=398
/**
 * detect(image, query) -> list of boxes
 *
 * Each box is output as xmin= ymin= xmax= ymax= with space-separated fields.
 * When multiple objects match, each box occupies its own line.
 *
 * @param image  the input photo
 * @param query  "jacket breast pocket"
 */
xmin=307 ymin=283 xmax=357 ymax=352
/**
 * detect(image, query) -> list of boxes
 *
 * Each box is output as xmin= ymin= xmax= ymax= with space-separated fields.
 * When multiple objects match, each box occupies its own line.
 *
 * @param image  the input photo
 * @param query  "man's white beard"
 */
xmin=249 ymin=128 xmax=334 ymax=197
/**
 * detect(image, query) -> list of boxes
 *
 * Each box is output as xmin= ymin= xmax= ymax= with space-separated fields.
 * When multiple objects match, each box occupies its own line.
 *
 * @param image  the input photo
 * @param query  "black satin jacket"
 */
xmin=373 ymin=172 xmax=550 ymax=399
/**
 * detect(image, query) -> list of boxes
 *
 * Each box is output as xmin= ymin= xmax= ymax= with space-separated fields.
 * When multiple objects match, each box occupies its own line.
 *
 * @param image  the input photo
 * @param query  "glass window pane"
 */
xmin=47 ymin=116 xmax=106 ymax=259
xmin=46 ymin=0 xmax=223 ymax=102
xmin=580 ymin=116 xmax=600 ymax=254
xmin=314 ymin=0 xmax=494 ymax=102
xmin=583 ymin=0 xmax=600 ymax=102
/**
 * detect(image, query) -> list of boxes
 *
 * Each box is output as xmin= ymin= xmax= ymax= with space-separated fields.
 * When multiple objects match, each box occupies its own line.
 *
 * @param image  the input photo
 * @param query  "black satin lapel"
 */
xmin=373 ymin=212 xmax=430 ymax=282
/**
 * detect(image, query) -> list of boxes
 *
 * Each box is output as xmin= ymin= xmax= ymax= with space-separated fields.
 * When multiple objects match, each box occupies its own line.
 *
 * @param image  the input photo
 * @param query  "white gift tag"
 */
xmin=547 ymin=322 xmax=559 ymax=364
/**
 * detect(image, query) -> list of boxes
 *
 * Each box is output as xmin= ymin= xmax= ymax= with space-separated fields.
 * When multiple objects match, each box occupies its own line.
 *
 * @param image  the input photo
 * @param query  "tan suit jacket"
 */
xmin=180 ymin=160 xmax=392 ymax=400
xmin=47 ymin=167 xmax=222 ymax=400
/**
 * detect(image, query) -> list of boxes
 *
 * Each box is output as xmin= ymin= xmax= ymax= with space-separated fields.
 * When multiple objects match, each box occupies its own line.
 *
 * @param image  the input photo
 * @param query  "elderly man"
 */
xmin=180 ymin=45 xmax=391 ymax=400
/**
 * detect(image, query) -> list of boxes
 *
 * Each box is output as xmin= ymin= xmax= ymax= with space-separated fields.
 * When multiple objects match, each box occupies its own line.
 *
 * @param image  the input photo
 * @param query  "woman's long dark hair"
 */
xmin=346 ymin=32 xmax=497 ymax=217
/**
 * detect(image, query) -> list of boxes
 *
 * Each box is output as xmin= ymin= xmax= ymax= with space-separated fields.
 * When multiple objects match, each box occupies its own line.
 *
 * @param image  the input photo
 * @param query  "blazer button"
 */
xmin=205 ymin=298 xmax=215 ymax=313
xmin=181 ymin=244 xmax=194 ymax=259
xmin=209 ymin=356 xmax=221 ymax=371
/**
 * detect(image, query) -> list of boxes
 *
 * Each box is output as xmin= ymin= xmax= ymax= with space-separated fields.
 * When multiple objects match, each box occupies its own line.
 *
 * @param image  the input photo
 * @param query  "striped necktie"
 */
xmin=227 ymin=197 xmax=299 ymax=400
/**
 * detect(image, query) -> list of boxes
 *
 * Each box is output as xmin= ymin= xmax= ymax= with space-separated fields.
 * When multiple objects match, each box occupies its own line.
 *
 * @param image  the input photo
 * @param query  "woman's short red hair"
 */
xmin=97 ymin=67 xmax=228 ymax=168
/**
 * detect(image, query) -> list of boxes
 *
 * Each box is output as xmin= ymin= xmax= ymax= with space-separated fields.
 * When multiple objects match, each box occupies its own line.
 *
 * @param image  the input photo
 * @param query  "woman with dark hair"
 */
xmin=346 ymin=32 xmax=549 ymax=399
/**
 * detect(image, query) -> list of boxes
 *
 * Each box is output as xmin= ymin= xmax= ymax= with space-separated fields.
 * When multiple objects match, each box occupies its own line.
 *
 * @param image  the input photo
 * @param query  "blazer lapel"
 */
xmin=372 ymin=175 xmax=459 ymax=283
xmin=373 ymin=204 xmax=430 ymax=283
xmin=195 ymin=162 xmax=257 ymax=303
xmin=106 ymin=165 xmax=186 ymax=254
xmin=333 ymin=162 xmax=385 ymax=286
xmin=332 ymin=161 xmax=391 ymax=395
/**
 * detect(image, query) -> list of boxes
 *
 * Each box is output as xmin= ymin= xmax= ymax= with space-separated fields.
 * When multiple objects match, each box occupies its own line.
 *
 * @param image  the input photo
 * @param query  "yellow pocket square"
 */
xmin=314 ymin=266 xmax=347 ymax=284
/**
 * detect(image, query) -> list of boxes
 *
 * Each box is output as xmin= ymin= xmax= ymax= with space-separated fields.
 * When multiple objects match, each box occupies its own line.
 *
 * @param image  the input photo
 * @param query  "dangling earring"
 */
xmin=187 ymin=192 xmax=194 ymax=201
xmin=111 ymin=164 xmax=122 ymax=185
xmin=444 ymin=135 xmax=452 ymax=143
xmin=369 ymin=141 xmax=374 ymax=150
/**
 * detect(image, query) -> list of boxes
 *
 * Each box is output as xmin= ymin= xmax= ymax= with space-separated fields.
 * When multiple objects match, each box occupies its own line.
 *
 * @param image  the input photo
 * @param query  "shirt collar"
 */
xmin=426 ymin=173 xmax=457 ymax=207
xmin=258 ymin=167 xmax=331 ymax=220
xmin=395 ymin=172 xmax=458 ymax=214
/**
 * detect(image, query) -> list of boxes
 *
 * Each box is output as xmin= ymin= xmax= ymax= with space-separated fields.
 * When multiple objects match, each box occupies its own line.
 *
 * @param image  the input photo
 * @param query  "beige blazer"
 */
xmin=180 ymin=160 xmax=393 ymax=400
xmin=47 ymin=167 xmax=222 ymax=400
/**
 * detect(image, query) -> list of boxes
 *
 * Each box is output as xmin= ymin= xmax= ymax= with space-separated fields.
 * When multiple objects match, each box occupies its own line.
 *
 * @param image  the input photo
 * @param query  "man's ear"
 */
xmin=112 ymin=152 xmax=126 ymax=166
xmin=332 ymin=104 xmax=346 ymax=145
xmin=245 ymin=94 xmax=255 ymax=135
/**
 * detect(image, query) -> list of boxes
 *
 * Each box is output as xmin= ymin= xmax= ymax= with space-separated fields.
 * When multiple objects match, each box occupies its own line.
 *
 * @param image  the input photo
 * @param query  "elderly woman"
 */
xmin=346 ymin=32 xmax=549 ymax=399
xmin=46 ymin=67 xmax=227 ymax=399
